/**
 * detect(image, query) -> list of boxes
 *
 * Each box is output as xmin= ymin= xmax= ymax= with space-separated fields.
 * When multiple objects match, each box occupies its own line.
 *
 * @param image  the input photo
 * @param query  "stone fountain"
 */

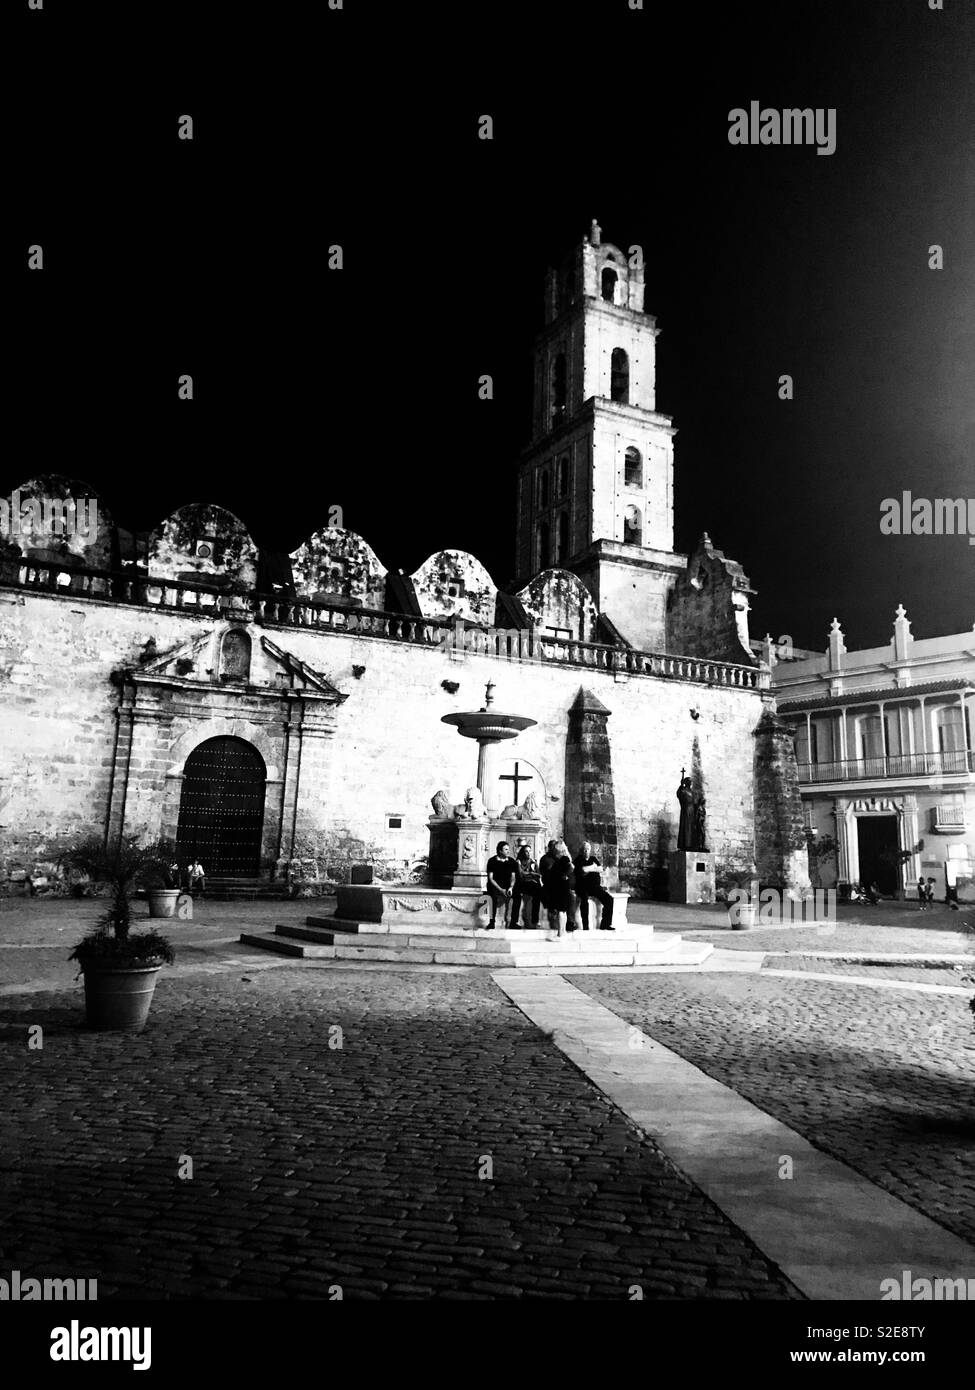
xmin=328 ymin=682 xmax=546 ymax=928
xmin=431 ymin=681 xmax=546 ymax=889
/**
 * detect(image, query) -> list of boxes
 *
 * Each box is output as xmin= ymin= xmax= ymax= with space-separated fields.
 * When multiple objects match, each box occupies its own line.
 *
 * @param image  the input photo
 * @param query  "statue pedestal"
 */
xmin=428 ymin=816 xmax=546 ymax=890
xmin=669 ymin=850 xmax=716 ymax=904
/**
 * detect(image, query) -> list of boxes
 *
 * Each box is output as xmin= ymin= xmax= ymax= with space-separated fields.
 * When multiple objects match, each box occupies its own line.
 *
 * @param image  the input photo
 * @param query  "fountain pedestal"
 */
xmin=428 ymin=816 xmax=547 ymax=890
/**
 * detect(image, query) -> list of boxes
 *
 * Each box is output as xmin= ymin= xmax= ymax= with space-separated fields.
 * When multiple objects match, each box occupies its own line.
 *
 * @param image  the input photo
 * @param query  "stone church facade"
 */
xmin=0 ymin=225 xmax=807 ymax=897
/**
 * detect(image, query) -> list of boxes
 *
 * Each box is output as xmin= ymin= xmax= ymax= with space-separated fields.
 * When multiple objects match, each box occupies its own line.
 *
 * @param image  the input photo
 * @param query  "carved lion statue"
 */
xmin=522 ymin=789 xmax=544 ymax=820
xmin=464 ymin=785 xmax=486 ymax=818
xmin=430 ymin=789 xmax=452 ymax=818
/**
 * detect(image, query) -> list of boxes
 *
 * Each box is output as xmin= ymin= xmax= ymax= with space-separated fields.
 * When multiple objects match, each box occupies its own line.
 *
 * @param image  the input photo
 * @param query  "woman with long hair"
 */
xmin=541 ymin=839 xmax=574 ymax=937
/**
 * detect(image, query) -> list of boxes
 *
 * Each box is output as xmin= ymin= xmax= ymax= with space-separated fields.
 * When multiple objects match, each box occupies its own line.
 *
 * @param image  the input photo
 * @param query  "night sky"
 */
xmin=10 ymin=0 xmax=974 ymax=651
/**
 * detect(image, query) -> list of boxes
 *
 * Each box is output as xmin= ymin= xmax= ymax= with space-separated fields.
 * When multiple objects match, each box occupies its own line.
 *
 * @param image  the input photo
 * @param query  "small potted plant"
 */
xmin=716 ymin=864 xmax=758 ymax=929
xmin=145 ymin=846 xmax=182 ymax=918
xmin=60 ymin=832 xmax=176 ymax=1031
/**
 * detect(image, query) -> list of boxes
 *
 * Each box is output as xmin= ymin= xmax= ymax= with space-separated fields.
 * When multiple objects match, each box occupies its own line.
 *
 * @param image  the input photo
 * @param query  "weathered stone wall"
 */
xmin=410 ymin=551 xmax=497 ymax=626
xmin=0 ymin=588 xmax=767 ymax=896
xmin=668 ymin=533 xmax=759 ymax=665
xmin=290 ymin=526 xmax=387 ymax=609
xmin=147 ymin=504 xmax=260 ymax=591
xmin=753 ymin=706 xmax=811 ymax=892
xmin=516 ymin=569 xmax=598 ymax=643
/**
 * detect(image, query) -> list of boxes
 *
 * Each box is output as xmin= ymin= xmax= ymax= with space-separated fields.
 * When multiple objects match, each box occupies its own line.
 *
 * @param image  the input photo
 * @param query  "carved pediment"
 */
xmin=119 ymin=623 xmax=347 ymax=703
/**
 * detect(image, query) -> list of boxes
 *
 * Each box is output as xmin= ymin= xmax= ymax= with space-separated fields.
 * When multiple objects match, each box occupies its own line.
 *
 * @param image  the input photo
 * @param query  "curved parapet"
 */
xmin=516 ymin=568 xmax=599 ymax=643
xmin=2 ymin=474 xmax=116 ymax=571
xmin=146 ymin=503 xmax=259 ymax=591
xmin=411 ymin=549 xmax=497 ymax=625
xmin=290 ymin=526 xmax=387 ymax=609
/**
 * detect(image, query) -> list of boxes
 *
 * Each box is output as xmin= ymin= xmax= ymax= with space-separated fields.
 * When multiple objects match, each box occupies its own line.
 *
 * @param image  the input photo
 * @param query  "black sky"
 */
xmin=10 ymin=0 xmax=975 ymax=651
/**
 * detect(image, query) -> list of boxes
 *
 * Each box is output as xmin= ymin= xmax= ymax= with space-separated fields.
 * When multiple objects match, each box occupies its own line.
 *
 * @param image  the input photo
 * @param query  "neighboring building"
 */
xmin=0 ymin=226 xmax=808 ymax=900
xmin=767 ymin=608 xmax=975 ymax=901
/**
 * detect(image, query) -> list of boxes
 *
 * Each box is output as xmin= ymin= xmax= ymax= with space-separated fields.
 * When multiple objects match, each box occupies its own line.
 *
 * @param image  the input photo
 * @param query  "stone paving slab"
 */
xmin=763 ymin=958 xmax=972 ymax=988
xmin=0 ymin=968 xmax=800 ymax=1299
xmin=571 ymin=972 xmax=975 ymax=1254
xmin=497 ymin=974 xmax=975 ymax=1301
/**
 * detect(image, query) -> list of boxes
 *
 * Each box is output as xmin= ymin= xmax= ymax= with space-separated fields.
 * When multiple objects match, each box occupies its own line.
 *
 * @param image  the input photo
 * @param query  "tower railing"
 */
xmin=0 ymin=557 xmax=769 ymax=690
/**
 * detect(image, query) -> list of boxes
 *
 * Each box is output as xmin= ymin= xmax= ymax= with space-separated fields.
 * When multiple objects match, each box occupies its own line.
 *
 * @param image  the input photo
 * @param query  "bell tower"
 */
xmin=513 ymin=221 xmax=684 ymax=649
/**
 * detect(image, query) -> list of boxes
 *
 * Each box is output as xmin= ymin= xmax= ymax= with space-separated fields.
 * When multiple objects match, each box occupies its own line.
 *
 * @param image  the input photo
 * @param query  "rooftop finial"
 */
xmin=589 ymin=219 xmax=601 ymax=246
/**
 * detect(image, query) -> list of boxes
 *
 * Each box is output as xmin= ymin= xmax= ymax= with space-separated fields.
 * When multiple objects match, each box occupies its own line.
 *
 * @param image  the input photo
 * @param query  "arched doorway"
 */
xmin=176 ymin=736 xmax=266 ymax=876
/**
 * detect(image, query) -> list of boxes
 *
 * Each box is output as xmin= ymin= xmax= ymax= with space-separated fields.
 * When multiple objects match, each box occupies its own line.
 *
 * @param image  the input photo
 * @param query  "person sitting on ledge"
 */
xmin=572 ymin=841 xmax=615 ymax=931
xmin=485 ymin=842 xmax=517 ymax=930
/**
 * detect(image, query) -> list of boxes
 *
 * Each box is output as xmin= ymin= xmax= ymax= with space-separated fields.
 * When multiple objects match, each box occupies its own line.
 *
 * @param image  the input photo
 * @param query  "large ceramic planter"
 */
xmin=81 ymin=962 xmax=162 ymax=1032
xmin=147 ymin=888 xmax=180 ymax=918
xmin=728 ymin=902 xmax=758 ymax=930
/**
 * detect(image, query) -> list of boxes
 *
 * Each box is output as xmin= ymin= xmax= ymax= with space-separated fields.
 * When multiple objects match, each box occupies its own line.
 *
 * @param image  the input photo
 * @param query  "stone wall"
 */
xmin=0 ymin=587 xmax=769 ymax=897
xmin=668 ymin=533 xmax=759 ymax=664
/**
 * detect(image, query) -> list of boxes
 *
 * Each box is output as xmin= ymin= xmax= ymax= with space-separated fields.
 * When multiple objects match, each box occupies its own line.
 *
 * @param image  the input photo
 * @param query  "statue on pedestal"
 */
xmin=676 ymin=771 xmax=708 ymax=852
xmin=464 ymin=786 xmax=486 ymax=819
xmin=676 ymin=775 xmax=695 ymax=851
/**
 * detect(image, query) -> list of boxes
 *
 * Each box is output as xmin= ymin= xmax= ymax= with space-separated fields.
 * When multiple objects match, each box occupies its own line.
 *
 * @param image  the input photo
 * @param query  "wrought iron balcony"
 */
xmin=798 ymin=750 xmax=974 ymax=783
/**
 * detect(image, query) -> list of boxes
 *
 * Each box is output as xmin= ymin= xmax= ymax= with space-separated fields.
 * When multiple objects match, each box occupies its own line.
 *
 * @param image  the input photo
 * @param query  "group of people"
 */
xmin=168 ymin=858 xmax=207 ymax=895
xmin=916 ymin=874 xmax=960 ymax=910
xmin=484 ymin=839 xmax=615 ymax=934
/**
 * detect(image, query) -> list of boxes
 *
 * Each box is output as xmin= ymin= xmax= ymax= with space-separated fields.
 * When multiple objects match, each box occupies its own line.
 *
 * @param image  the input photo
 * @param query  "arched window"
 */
xmin=558 ymin=456 xmax=569 ymax=496
xmin=551 ymin=353 xmax=567 ymax=426
xmin=624 ymin=446 xmax=642 ymax=488
xmin=220 ymin=629 xmax=251 ymax=681
xmin=611 ymin=348 xmax=629 ymax=404
xmin=538 ymin=522 xmax=550 ymax=569
xmin=540 ymin=470 xmax=550 ymax=508
xmin=601 ymin=268 xmax=617 ymax=303
xmin=623 ymin=505 xmax=642 ymax=546
xmin=556 ymin=511 xmax=569 ymax=562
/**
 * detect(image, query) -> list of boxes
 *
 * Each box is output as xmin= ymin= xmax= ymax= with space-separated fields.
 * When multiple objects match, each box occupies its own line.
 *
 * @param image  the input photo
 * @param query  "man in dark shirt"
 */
xmin=573 ymin=841 xmax=615 ymax=930
xmin=485 ymin=842 xmax=517 ymax=929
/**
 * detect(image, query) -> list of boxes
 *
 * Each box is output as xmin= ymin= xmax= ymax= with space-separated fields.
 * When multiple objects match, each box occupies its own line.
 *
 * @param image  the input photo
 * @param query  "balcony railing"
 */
xmin=798 ymin=750 xmax=974 ymax=783
xmin=0 ymin=555 xmax=770 ymax=691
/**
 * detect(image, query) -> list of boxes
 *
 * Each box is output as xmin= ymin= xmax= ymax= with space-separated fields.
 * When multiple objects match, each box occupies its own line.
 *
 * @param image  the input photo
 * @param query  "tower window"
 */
xmin=601 ymin=268 xmax=617 ymax=303
xmin=540 ymin=470 xmax=550 ymax=508
xmin=623 ymin=505 xmax=642 ymax=546
xmin=558 ymin=456 xmax=569 ymax=496
xmin=556 ymin=511 xmax=569 ymax=563
xmin=611 ymin=348 xmax=629 ymax=404
xmin=624 ymin=446 xmax=642 ymax=488
xmin=538 ymin=522 xmax=551 ymax=569
xmin=551 ymin=353 xmax=567 ymax=426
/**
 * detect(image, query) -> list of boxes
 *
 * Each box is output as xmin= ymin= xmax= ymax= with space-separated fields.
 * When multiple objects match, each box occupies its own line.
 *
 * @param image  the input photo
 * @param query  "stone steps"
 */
xmin=239 ymin=915 xmax=714 ymax=969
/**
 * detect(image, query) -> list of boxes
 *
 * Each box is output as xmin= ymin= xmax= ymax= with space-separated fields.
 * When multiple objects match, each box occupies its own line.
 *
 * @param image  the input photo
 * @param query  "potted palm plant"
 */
xmin=59 ymin=832 xmax=176 ymax=1031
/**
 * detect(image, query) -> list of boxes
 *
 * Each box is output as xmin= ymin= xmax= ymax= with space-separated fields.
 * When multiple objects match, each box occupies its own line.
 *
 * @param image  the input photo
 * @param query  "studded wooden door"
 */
xmin=176 ymin=737 xmax=266 ymax=875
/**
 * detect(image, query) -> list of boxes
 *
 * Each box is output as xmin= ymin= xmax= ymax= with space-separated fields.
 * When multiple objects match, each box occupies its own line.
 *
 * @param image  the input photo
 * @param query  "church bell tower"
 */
xmin=513 ymin=221 xmax=684 ymax=649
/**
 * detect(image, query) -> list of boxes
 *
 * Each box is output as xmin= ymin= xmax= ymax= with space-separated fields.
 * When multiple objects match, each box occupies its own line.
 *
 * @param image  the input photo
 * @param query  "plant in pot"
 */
xmin=143 ymin=843 xmax=183 ymax=918
xmin=716 ymin=864 xmax=758 ymax=929
xmin=59 ymin=833 xmax=176 ymax=1032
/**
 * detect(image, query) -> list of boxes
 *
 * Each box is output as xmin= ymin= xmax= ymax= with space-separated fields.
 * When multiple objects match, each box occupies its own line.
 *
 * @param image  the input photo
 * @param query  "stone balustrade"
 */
xmin=0 ymin=557 xmax=769 ymax=690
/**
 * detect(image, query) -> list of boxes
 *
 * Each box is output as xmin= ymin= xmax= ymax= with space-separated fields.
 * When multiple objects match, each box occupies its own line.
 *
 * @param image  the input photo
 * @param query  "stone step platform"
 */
xmin=239 ymin=916 xmax=714 ymax=968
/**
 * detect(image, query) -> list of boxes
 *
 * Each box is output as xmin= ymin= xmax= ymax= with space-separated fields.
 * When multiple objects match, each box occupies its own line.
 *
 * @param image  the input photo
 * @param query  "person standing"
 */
xmin=916 ymin=876 xmax=927 ymax=910
xmin=511 ymin=844 xmax=542 ymax=928
xmin=573 ymin=841 xmax=615 ymax=930
xmin=541 ymin=839 xmax=574 ymax=936
xmin=485 ymin=842 xmax=517 ymax=929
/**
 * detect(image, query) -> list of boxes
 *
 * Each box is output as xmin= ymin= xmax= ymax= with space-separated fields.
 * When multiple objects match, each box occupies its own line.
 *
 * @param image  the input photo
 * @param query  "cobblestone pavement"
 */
xmin=571 ymin=972 xmax=975 ymax=1248
xmin=762 ymin=958 xmax=973 ymax=987
xmin=0 ymin=968 xmax=800 ymax=1300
